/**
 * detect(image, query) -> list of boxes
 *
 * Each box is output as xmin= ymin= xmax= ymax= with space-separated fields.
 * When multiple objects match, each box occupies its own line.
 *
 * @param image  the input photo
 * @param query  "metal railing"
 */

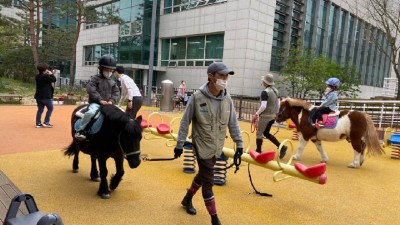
xmin=232 ymin=96 xmax=400 ymax=129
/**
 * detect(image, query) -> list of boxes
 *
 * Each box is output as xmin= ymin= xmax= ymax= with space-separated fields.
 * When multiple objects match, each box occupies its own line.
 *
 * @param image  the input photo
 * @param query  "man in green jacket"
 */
xmin=174 ymin=62 xmax=243 ymax=225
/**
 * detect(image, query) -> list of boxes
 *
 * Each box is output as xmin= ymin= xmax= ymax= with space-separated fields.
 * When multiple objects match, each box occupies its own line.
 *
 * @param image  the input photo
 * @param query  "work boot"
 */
xmin=181 ymin=194 xmax=196 ymax=215
xmin=279 ymin=145 xmax=288 ymax=159
xmin=211 ymin=214 xmax=221 ymax=225
xmin=256 ymin=139 xmax=263 ymax=153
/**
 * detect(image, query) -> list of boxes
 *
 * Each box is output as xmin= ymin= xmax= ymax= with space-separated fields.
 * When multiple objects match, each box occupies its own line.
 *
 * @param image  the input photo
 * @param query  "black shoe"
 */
xmin=279 ymin=145 xmax=288 ymax=159
xmin=181 ymin=194 xmax=196 ymax=215
xmin=211 ymin=214 xmax=221 ymax=225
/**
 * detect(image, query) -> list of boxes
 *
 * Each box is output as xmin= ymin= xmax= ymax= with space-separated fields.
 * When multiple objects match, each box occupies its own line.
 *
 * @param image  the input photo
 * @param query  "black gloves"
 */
xmin=174 ymin=147 xmax=183 ymax=158
xmin=233 ymin=147 xmax=243 ymax=173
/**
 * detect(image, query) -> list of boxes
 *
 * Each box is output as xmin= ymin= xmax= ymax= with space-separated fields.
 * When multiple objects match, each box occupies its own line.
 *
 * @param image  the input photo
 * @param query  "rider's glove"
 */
xmin=174 ymin=147 xmax=183 ymax=158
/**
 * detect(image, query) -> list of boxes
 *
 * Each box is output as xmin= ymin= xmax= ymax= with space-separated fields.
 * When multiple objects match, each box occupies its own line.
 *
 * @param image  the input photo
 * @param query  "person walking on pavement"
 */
xmin=252 ymin=74 xmax=287 ymax=158
xmin=173 ymin=62 xmax=244 ymax=225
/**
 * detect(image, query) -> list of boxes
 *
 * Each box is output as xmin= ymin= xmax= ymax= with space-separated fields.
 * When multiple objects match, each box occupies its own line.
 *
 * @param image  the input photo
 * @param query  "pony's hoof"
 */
xmin=347 ymin=163 xmax=360 ymax=168
xmin=91 ymin=177 xmax=100 ymax=182
xmin=101 ymin=193 xmax=111 ymax=199
xmin=72 ymin=169 xmax=79 ymax=173
xmin=320 ymin=160 xmax=328 ymax=163
xmin=292 ymin=155 xmax=300 ymax=161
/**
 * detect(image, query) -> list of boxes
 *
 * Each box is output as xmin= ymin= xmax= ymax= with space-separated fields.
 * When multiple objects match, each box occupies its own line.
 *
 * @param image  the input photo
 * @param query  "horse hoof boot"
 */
xmin=181 ymin=195 xmax=196 ymax=215
xmin=211 ymin=214 xmax=222 ymax=225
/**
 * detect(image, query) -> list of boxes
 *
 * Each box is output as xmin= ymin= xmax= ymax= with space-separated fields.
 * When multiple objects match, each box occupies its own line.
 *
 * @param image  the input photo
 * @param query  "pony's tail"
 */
xmin=364 ymin=113 xmax=385 ymax=156
xmin=64 ymin=142 xmax=78 ymax=157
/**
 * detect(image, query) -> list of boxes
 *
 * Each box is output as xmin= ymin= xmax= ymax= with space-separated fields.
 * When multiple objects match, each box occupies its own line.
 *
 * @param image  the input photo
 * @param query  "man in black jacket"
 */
xmin=34 ymin=63 xmax=56 ymax=128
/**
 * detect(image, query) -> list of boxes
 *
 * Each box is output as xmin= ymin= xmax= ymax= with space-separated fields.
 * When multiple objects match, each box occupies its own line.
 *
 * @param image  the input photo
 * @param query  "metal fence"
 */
xmin=232 ymin=96 xmax=400 ymax=129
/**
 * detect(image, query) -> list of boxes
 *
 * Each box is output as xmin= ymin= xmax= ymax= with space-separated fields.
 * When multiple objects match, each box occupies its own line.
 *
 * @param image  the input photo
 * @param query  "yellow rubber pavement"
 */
xmin=0 ymin=105 xmax=399 ymax=225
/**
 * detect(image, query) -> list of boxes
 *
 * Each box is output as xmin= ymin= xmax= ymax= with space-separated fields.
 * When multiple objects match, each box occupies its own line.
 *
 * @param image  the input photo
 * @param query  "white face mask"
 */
xmin=325 ymin=87 xmax=332 ymax=93
xmin=215 ymin=79 xmax=228 ymax=90
xmin=103 ymin=71 xmax=112 ymax=78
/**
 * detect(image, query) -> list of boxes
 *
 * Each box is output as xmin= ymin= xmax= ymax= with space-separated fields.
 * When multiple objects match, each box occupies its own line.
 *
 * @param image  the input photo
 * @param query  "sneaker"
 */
xmin=74 ymin=132 xmax=86 ymax=141
xmin=43 ymin=123 xmax=53 ymax=128
xmin=75 ymin=111 xmax=85 ymax=118
xmin=35 ymin=124 xmax=44 ymax=128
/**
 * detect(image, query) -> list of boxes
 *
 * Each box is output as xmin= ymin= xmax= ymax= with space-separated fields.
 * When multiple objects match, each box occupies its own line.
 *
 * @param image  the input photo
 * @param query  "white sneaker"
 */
xmin=75 ymin=111 xmax=85 ymax=118
xmin=74 ymin=132 xmax=86 ymax=140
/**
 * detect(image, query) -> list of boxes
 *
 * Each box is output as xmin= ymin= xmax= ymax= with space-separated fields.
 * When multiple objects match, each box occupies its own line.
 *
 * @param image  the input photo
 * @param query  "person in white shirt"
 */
xmin=114 ymin=66 xmax=143 ymax=119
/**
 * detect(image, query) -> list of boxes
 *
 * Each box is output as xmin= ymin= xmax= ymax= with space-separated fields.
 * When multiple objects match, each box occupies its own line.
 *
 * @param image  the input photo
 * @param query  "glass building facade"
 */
xmin=83 ymin=0 xmax=160 ymax=67
xmin=271 ymin=0 xmax=392 ymax=87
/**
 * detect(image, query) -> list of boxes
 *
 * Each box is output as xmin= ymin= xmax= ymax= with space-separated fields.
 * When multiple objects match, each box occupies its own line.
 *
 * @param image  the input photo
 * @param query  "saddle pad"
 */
xmin=74 ymin=114 xmax=104 ymax=135
xmin=321 ymin=114 xmax=338 ymax=128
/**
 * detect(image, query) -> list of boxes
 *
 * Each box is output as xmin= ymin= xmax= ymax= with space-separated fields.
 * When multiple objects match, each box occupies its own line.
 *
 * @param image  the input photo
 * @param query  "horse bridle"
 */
xmin=117 ymin=132 xmax=141 ymax=159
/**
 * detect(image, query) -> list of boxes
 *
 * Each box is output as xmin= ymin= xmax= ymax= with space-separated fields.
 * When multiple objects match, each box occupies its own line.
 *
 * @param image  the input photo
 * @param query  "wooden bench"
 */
xmin=0 ymin=94 xmax=23 ymax=102
xmin=0 ymin=171 xmax=27 ymax=224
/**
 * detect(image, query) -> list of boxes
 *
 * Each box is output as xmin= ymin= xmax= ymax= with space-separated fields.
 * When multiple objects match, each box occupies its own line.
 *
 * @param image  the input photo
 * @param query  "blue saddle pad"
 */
xmin=74 ymin=114 xmax=104 ymax=135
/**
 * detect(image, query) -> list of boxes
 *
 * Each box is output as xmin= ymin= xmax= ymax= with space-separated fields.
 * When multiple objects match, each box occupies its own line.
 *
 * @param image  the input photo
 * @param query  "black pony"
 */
xmin=65 ymin=104 xmax=142 ymax=199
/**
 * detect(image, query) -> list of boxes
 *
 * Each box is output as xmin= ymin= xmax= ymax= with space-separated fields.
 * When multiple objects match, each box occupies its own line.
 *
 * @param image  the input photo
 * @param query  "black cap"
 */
xmin=207 ymin=62 xmax=234 ymax=75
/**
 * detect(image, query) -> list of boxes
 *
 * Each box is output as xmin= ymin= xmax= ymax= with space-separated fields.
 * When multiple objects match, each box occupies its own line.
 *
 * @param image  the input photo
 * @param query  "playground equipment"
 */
xmin=142 ymin=121 xmax=327 ymax=185
xmin=4 ymin=193 xmax=64 ymax=225
xmin=286 ymin=119 xmax=298 ymax=140
xmin=182 ymin=142 xmax=196 ymax=174
xmin=386 ymin=129 xmax=400 ymax=159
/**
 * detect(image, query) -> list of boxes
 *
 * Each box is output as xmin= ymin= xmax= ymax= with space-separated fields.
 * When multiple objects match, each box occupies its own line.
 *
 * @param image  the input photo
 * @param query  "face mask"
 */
xmin=215 ymin=79 xmax=228 ymax=90
xmin=103 ymin=71 xmax=112 ymax=78
xmin=325 ymin=87 xmax=332 ymax=93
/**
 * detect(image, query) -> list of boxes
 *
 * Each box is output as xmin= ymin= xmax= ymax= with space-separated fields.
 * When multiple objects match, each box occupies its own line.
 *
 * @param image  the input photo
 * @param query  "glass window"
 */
xmin=164 ymin=0 xmax=173 ymax=7
xmin=94 ymin=46 xmax=101 ymax=61
xmin=120 ymin=8 xmax=131 ymax=22
xmin=120 ymin=0 xmax=131 ymax=9
xmin=274 ymin=22 xmax=285 ymax=30
xmin=187 ymin=36 xmax=205 ymax=59
xmin=170 ymin=38 xmax=186 ymax=60
xmin=85 ymin=46 xmax=93 ymax=61
xmin=131 ymin=5 xmax=142 ymax=22
xmin=162 ymin=39 xmax=170 ymax=60
xmin=205 ymin=34 xmax=224 ymax=59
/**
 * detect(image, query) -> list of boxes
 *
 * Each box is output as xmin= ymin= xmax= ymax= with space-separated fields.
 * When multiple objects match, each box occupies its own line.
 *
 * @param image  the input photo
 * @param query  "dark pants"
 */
xmin=262 ymin=119 xmax=281 ymax=147
xmin=126 ymin=96 xmax=143 ymax=119
xmin=192 ymin=146 xmax=216 ymax=199
xmin=313 ymin=106 xmax=333 ymax=122
xmin=35 ymin=99 xmax=53 ymax=125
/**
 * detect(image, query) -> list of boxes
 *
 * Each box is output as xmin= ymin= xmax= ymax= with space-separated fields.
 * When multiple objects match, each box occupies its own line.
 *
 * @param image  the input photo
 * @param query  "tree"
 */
xmin=345 ymin=0 xmax=400 ymax=99
xmin=64 ymin=0 xmax=121 ymax=86
xmin=279 ymin=46 xmax=360 ymax=98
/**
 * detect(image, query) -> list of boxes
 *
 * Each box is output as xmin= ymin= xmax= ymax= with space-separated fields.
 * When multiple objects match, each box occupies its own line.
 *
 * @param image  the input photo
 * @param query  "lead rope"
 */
xmin=248 ymin=163 xmax=272 ymax=197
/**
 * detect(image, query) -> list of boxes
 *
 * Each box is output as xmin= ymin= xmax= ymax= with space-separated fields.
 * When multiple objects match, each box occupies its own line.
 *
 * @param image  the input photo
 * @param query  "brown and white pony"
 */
xmin=275 ymin=98 xmax=385 ymax=168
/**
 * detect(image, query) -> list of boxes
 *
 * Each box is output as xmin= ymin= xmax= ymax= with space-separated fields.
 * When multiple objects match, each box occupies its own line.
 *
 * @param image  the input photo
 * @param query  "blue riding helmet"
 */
xmin=325 ymin=77 xmax=341 ymax=87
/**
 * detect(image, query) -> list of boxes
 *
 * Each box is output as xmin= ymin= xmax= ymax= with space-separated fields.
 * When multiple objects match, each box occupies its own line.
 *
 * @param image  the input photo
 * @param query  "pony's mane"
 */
xmin=100 ymin=105 xmax=131 ymax=125
xmin=100 ymin=105 xmax=142 ymax=136
xmin=283 ymin=97 xmax=313 ymax=110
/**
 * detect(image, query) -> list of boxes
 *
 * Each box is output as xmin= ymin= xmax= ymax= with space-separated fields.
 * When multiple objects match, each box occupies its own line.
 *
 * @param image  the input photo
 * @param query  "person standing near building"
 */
xmin=114 ymin=66 xmax=143 ymax=119
xmin=34 ymin=63 xmax=56 ymax=128
xmin=173 ymin=62 xmax=243 ymax=225
xmin=176 ymin=80 xmax=186 ymax=108
xmin=74 ymin=55 xmax=120 ymax=140
xmin=252 ymin=74 xmax=287 ymax=159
